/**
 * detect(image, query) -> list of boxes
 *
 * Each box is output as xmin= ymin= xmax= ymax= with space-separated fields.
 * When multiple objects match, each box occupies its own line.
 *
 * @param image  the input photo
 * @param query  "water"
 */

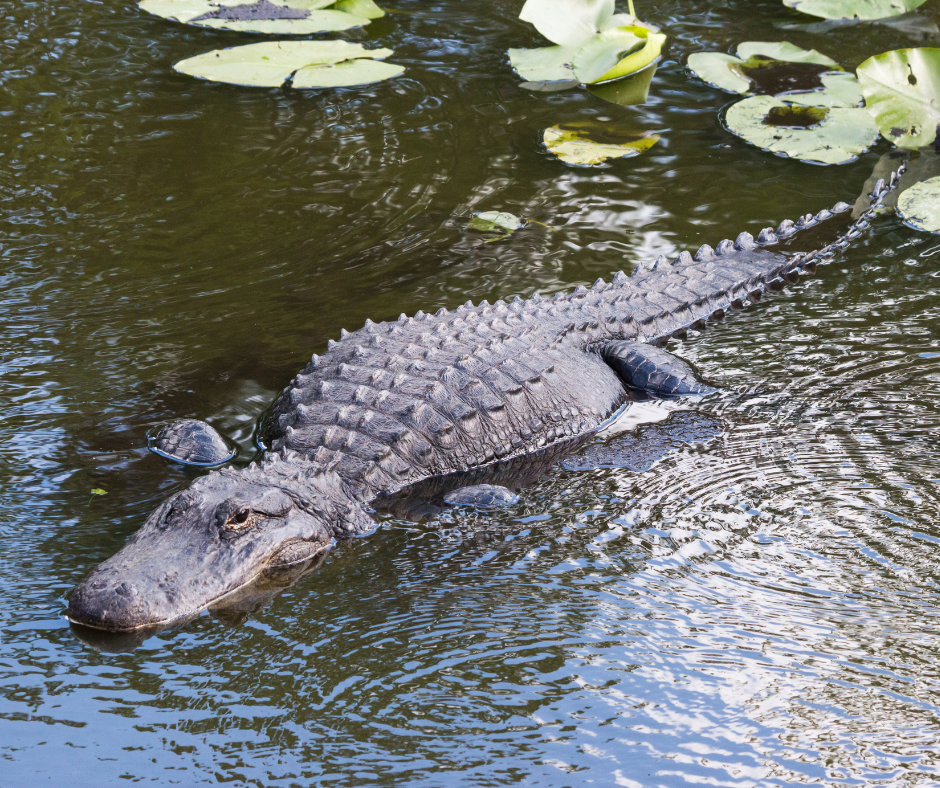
xmin=3 ymin=0 xmax=940 ymax=784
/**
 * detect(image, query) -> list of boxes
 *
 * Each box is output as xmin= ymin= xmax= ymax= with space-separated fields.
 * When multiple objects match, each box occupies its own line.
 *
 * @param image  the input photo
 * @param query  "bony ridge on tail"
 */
xmin=68 ymin=168 xmax=904 ymax=633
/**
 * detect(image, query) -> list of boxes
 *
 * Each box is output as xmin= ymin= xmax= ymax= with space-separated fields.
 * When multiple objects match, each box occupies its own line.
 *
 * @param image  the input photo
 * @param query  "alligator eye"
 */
xmin=225 ymin=508 xmax=256 ymax=529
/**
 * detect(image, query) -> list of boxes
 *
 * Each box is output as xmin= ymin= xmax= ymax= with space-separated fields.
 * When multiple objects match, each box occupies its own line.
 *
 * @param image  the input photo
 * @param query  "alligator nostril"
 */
xmin=114 ymin=582 xmax=138 ymax=598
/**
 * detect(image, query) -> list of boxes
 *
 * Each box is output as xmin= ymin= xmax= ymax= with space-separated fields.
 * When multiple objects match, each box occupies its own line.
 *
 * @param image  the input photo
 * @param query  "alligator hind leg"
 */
xmin=599 ymin=341 xmax=716 ymax=399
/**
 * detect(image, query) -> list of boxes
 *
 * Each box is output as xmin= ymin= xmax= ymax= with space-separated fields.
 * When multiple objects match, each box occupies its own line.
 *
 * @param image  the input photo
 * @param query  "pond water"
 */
xmin=3 ymin=0 xmax=940 ymax=784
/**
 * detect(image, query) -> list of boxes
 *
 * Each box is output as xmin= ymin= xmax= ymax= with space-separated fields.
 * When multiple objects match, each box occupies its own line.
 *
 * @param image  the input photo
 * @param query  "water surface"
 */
xmin=3 ymin=0 xmax=940 ymax=784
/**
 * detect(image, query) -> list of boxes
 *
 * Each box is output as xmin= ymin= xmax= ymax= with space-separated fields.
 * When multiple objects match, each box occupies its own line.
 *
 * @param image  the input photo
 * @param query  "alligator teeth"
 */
xmin=776 ymin=219 xmax=796 ymax=237
xmin=734 ymin=231 xmax=755 ymax=251
xmin=694 ymin=244 xmax=714 ymax=261
xmin=815 ymin=209 xmax=832 ymax=222
xmin=832 ymin=201 xmax=851 ymax=213
xmin=674 ymin=251 xmax=693 ymax=265
xmin=715 ymin=239 xmax=734 ymax=255
xmin=756 ymin=228 xmax=777 ymax=245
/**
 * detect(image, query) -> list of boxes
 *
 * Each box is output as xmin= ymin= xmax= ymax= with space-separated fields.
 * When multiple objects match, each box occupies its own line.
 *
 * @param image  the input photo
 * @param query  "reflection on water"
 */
xmin=3 ymin=0 xmax=940 ymax=784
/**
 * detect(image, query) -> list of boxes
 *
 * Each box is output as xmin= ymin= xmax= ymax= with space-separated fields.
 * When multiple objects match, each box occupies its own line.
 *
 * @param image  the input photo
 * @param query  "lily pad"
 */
xmin=689 ymin=41 xmax=841 ymax=96
xmin=587 ymin=61 xmax=657 ymax=105
xmin=173 ymin=40 xmax=402 ymax=88
xmin=139 ymin=0 xmax=377 ymax=34
xmin=573 ymin=27 xmax=666 ymax=84
xmin=782 ymin=0 xmax=927 ymax=21
xmin=508 ymin=44 xmax=579 ymax=84
xmin=331 ymin=0 xmax=384 ymax=18
xmin=896 ymin=176 xmax=940 ymax=232
xmin=543 ymin=122 xmax=659 ymax=166
xmin=519 ymin=0 xmax=615 ymax=47
xmin=857 ymin=47 xmax=940 ymax=149
xmin=786 ymin=71 xmax=862 ymax=107
xmin=469 ymin=212 xmax=524 ymax=232
xmin=724 ymin=94 xmax=879 ymax=164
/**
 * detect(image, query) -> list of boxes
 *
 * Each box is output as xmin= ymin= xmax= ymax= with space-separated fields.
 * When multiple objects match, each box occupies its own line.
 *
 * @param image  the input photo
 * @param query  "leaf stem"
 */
xmin=628 ymin=0 xmax=636 ymax=17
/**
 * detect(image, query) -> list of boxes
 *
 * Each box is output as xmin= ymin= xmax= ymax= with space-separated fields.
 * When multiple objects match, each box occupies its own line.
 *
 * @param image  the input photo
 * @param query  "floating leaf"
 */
xmin=689 ymin=41 xmax=841 ymax=97
xmin=896 ymin=175 xmax=940 ymax=232
xmin=724 ymin=94 xmax=879 ymax=164
xmin=469 ymin=212 xmax=524 ymax=232
xmin=782 ymin=0 xmax=927 ymax=21
xmin=331 ymin=0 xmax=384 ymax=19
xmin=786 ymin=71 xmax=862 ymax=107
xmin=139 ymin=0 xmax=374 ymax=34
xmin=173 ymin=40 xmax=402 ymax=88
xmin=573 ymin=27 xmax=665 ymax=84
xmin=90 ymin=488 xmax=108 ymax=496
xmin=857 ymin=47 xmax=940 ymax=149
xmin=508 ymin=44 xmax=579 ymax=84
xmin=543 ymin=122 xmax=659 ymax=166
xmin=519 ymin=0 xmax=615 ymax=48
xmin=588 ymin=61 xmax=657 ymax=105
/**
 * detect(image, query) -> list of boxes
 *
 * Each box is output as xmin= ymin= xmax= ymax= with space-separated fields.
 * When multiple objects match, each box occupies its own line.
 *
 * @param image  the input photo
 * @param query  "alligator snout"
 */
xmin=68 ymin=570 xmax=187 ymax=631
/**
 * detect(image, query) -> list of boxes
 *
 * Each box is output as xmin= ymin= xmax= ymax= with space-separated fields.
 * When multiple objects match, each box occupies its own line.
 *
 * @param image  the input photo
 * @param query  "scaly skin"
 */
xmin=67 ymin=173 xmax=901 ymax=633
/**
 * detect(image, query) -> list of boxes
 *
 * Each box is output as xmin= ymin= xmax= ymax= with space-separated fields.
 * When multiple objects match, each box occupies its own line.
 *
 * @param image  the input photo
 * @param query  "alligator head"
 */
xmin=67 ymin=465 xmax=343 ymax=632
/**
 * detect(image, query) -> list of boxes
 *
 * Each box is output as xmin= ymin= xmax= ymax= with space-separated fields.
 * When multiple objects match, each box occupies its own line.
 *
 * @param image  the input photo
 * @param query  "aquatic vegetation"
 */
xmin=857 ymin=47 xmax=940 ymax=148
xmin=140 ymin=0 xmax=383 ymax=34
xmin=724 ymin=96 xmax=878 ymax=165
xmin=508 ymin=0 xmax=666 ymax=89
xmin=782 ymin=0 xmax=927 ymax=21
xmin=542 ymin=121 xmax=658 ymax=166
xmin=173 ymin=40 xmax=403 ymax=88
xmin=896 ymin=176 xmax=940 ymax=232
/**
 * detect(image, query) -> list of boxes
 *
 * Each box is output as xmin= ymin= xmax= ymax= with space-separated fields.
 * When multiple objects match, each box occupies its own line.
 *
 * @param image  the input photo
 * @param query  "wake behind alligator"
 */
xmin=67 ymin=172 xmax=903 ymax=633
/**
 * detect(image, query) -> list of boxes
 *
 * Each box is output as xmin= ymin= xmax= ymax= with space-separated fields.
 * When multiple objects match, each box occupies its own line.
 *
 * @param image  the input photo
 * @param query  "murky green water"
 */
xmin=3 ymin=0 xmax=940 ymax=784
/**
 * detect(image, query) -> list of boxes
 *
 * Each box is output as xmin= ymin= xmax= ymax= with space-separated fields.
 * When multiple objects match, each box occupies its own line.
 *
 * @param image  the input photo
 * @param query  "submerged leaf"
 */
xmin=896 ymin=175 xmax=940 ymax=232
xmin=857 ymin=47 xmax=940 ymax=149
xmin=173 ymin=40 xmax=400 ymax=88
xmin=469 ymin=212 xmax=524 ymax=232
xmin=543 ymin=122 xmax=658 ymax=166
xmin=782 ymin=0 xmax=927 ymax=21
xmin=724 ymin=94 xmax=879 ymax=164
xmin=90 ymin=488 xmax=108 ymax=496
xmin=139 ymin=0 xmax=372 ymax=34
xmin=689 ymin=40 xmax=842 ymax=97
xmin=519 ymin=0 xmax=615 ymax=47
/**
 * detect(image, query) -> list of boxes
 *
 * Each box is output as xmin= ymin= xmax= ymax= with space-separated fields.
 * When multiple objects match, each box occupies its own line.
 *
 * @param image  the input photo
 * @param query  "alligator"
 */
xmin=66 ymin=171 xmax=902 ymax=633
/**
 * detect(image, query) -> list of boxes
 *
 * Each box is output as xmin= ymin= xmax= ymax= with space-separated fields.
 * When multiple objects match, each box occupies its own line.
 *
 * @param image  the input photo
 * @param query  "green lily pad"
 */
xmin=173 ymin=40 xmax=402 ymax=88
xmin=786 ymin=71 xmax=862 ymax=107
xmin=896 ymin=176 xmax=940 ymax=232
xmin=689 ymin=41 xmax=841 ymax=97
xmin=139 ymin=0 xmax=375 ymax=34
xmin=543 ymin=122 xmax=659 ymax=166
xmin=519 ymin=0 xmax=615 ymax=47
xmin=508 ymin=44 xmax=579 ymax=84
xmin=573 ymin=27 xmax=666 ymax=84
xmin=469 ymin=212 xmax=524 ymax=232
xmin=782 ymin=0 xmax=927 ymax=21
xmin=331 ymin=0 xmax=384 ymax=19
xmin=857 ymin=47 xmax=940 ymax=149
xmin=724 ymin=94 xmax=879 ymax=164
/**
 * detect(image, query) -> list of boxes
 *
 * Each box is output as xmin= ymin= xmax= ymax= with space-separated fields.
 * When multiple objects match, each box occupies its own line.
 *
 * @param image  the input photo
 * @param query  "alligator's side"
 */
xmin=66 ymin=174 xmax=901 ymax=633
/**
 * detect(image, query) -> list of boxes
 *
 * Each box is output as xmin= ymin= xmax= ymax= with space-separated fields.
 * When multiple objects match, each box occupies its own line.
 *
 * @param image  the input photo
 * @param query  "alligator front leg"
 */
xmin=599 ymin=340 xmax=716 ymax=399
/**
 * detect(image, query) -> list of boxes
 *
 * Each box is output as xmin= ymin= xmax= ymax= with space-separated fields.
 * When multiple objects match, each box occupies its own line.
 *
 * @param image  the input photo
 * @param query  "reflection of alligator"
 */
xmin=67 ymin=173 xmax=901 ymax=633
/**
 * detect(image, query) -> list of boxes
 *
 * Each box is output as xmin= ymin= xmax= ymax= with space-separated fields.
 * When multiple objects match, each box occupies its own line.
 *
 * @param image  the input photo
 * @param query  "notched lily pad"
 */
xmin=724 ymin=94 xmax=879 ymax=164
xmin=140 ymin=0 xmax=380 ymax=34
xmin=543 ymin=122 xmax=659 ymax=166
xmin=857 ymin=47 xmax=940 ymax=149
xmin=783 ymin=0 xmax=927 ymax=21
xmin=688 ymin=41 xmax=848 ymax=101
xmin=173 ymin=40 xmax=403 ymax=88
xmin=896 ymin=175 xmax=940 ymax=232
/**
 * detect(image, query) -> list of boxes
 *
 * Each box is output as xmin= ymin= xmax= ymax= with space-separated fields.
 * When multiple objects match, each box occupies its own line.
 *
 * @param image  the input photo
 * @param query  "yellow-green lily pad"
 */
xmin=857 ymin=47 xmax=940 ymax=149
xmin=897 ymin=176 xmax=940 ymax=232
xmin=469 ymin=212 xmax=524 ymax=232
xmin=173 ymin=40 xmax=402 ymax=88
xmin=140 ymin=0 xmax=377 ymax=34
xmin=543 ymin=122 xmax=659 ymax=166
